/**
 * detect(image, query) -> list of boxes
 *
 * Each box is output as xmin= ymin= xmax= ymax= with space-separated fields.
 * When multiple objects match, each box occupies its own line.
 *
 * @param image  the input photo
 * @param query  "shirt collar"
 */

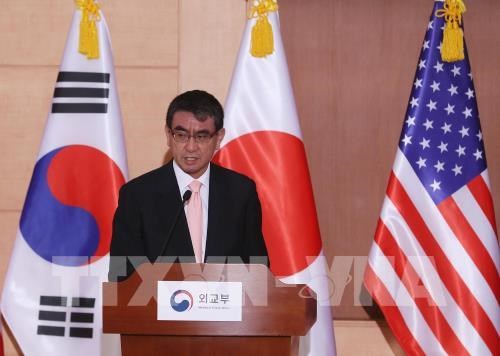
xmin=172 ymin=160 xmax=210 ymax=195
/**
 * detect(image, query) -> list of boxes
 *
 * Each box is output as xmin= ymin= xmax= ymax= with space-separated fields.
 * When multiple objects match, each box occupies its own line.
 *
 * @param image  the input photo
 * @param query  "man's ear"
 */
xmin=215 ymin=128 xmax=225 ymax=150
xmin=165 ymin=126 xmax=171 ymax=147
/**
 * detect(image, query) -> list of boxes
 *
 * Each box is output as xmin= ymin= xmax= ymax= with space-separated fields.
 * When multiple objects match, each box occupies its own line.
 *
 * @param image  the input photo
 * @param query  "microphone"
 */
xmin=158 ymin=190 xmax=192 ymax=258
xmin=182 ymin=190 xmax=193 ymax=203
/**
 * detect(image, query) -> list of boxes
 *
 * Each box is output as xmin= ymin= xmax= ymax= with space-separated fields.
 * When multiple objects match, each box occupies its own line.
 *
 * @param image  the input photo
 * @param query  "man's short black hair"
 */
xmin=166 ymin=90 xmax=224 ymax=131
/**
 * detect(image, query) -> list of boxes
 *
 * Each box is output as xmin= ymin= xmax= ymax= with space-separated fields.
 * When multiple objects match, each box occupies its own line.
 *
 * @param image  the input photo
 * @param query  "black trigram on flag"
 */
xmin=52 ymin=71 xmax=110 ymax=114
xmin=37 ymin=295 xmax=95 ymax=338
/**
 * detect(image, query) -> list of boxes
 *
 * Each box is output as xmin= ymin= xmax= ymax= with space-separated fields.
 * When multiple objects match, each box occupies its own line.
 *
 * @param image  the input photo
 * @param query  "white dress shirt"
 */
xmin=172 ymin=161 xmax=210 ymax=258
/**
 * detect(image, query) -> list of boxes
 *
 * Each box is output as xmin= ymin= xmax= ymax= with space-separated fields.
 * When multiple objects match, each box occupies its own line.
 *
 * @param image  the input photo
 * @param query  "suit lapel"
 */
xmin=154 ymin=161 xmax=194 ymax=259
xmin=205 ymin=164 xmax=226 ymax=259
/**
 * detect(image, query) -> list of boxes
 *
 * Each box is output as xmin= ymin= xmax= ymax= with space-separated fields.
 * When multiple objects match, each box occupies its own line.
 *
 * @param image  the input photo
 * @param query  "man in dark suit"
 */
xmin=108 ymin=90 xmax=268 ymax=281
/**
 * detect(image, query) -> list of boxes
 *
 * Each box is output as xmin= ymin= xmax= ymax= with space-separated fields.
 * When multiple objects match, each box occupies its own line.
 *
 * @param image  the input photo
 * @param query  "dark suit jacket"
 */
xmin=108 ymin=161 xmax=268 ymax=281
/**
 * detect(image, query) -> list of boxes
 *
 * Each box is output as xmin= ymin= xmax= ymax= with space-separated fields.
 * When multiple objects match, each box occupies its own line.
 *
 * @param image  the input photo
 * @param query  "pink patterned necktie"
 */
xmin=187 ymin=180 xmax=203 ymax=263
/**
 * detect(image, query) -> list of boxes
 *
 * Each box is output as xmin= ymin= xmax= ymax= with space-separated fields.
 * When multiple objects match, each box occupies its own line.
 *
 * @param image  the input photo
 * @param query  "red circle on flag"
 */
xmin=214 ymin=131 xmax=322 ymax=277
xmin=48 ymin=145 xmax=125 ymax=259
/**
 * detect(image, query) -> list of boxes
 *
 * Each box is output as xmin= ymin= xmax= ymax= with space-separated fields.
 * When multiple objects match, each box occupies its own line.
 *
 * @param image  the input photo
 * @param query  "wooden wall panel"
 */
xmin=280 ymin=0 xmax=500 ymax=319
xmin=178 ymin=0 xmax=246 ymax=103
xmin=105 ymin=0 xmax=178 ymax=67
xmin=334 ymin=320 xmax=403 ymax=356
xmin=0 ymin=67 xmax=56 ymax=210
xmin=466 ymin=1 xmax=500 ymax=214
xmin=115 ymin=67 xmax=179 ymax=178
xmin=0 ymin=1 xmax=73 ymax=65
xmin=0 ymin=0 xmax=178 ymax=67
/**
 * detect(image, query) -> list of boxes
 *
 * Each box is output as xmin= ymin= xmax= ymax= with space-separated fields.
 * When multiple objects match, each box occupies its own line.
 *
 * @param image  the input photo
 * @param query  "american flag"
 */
xmin=364 ymin=1 xmax=499 ymax=354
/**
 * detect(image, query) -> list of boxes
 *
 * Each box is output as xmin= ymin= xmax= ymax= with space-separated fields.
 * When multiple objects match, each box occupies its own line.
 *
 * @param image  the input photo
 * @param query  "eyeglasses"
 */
xmin=170 ymin=130 xmax=218 ymax=144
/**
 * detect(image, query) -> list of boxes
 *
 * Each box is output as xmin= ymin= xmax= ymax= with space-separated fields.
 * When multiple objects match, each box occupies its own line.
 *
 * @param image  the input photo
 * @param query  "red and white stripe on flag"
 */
xmin=365 ymin=151 xmax=499 ymax=355
xmin=213 ymin=5 xmax=336 ymax=356
xmin=364 ymin=1 xmax=499 ymax=354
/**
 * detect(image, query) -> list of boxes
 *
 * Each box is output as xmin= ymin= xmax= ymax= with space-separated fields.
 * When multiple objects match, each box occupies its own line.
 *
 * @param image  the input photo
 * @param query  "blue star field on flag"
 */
xmin=398 ymin=1 xmax=486 ymax=204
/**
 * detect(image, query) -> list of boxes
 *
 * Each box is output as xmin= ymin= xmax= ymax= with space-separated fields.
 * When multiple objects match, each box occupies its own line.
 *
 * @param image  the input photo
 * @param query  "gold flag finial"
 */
xmin=248 ymin=0 xmax=279 ymax=58
xmin=76 ymin=0 xmax=101 ymax=59
xmin=436 ymin=0 xmax=467 ymax=62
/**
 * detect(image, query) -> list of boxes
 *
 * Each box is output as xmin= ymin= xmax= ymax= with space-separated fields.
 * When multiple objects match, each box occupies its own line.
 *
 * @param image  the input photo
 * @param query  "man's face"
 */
xmin=166 ymin=111 xmax=225 ymax=178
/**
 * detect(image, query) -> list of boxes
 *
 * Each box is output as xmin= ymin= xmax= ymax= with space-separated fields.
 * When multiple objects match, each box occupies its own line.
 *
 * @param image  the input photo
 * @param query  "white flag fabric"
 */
xmin=214 ymin=8 xmax=336 ymax=356
xmin=1 ymin=8 xmax=127 ymax=356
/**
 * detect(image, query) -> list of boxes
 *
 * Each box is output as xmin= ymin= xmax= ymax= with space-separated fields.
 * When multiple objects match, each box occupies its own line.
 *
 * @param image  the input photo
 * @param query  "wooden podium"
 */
xmin=103 ymin=263 xmax=316 ymax=356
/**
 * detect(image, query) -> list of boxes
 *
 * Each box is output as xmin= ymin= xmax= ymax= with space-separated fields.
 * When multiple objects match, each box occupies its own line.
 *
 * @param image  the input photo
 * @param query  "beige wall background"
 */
xmin=280 ymin=0 xmax=500 ymax=321
xmin=0 ymin=0 xmax=497 ymax=355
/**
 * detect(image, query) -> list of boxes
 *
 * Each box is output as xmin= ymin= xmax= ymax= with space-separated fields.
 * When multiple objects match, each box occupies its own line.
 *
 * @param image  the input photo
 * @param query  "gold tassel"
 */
xmin=436 ymin=0 xmax=466 ymax=62
xmin=251 ymin=16 xmax=274 ymax=57
xmin=86 ymin=20 xmax=99 ymax=59
xmin=76 ymin=0 xmax=101 ymax=59
xmin=248 ymin=0 xmax=279 ymax=58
